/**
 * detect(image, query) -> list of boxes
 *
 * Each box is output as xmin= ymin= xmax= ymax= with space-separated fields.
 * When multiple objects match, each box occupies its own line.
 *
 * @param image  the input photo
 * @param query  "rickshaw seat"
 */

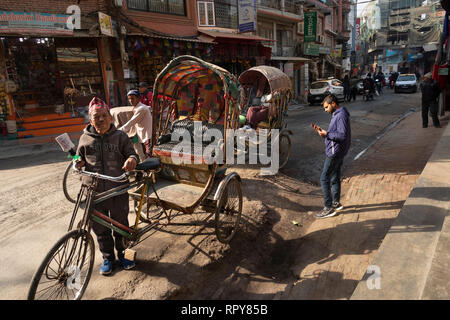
xmin=257 ymin=121 xmax=271 ymax=129
xmin=136 ymin=157 xmax=161 ymax=171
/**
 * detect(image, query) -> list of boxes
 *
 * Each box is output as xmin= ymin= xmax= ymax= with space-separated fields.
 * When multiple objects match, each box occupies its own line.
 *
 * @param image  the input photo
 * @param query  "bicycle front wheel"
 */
xmin=27 ymin=229 xmax=95 ymax=300
xmin=63 ymin=161 xmax=82 ymax=203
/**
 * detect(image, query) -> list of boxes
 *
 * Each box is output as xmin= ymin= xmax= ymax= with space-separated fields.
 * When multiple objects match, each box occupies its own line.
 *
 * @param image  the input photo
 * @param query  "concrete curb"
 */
xmin=351 ymin=121 xmax=450 ymax=299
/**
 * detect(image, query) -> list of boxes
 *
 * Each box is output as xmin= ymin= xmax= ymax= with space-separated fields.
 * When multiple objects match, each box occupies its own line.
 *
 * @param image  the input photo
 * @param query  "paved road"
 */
xmin=283 ymin=89 xmax=421 ymax=184
xmin=0 ymin=88 xmax=422 ymax=300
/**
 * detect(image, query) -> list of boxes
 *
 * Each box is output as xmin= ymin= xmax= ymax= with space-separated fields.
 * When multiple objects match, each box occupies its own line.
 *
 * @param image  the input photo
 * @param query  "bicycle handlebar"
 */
xmin=71 ymin=161 xmax=131 ymax=183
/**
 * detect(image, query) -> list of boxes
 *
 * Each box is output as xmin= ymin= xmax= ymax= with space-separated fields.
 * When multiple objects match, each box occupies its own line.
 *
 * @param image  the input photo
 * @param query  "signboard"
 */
xmin=319 ymin=46 xmax=331 ymax=54
xmin=304 ymin=42 xmax=319 ymax=56
xmin=238 ymin=0 xmax=257 ymax=33
xmin=304 ymin=11 xmax=317 ymax=42
xmin=0 ymin=11 xmax=73 ymax=35
xmin=355 ymin=17 xmax=360 ymax=51
xmin=331 ymin=44 xmax=342 ymax=58
xmin=438 ymin=67 xmax=448 ymax=76
xmin=98 ymin=12 xmax=113 ymax=37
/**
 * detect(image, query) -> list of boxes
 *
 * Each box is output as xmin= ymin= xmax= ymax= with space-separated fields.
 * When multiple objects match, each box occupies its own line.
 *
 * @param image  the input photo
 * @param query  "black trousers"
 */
xmin=422 ymin=101 xmax=440 ymax=127
xmin=92 ymin=193 xmax=130 ymax=261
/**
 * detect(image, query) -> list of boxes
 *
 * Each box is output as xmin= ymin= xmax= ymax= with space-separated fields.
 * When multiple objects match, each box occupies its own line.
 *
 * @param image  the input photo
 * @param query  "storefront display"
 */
xmin=0 ymin=37 xmax=105 ymax=119
xmin=126 ymin=36 xmax=213 ymax=89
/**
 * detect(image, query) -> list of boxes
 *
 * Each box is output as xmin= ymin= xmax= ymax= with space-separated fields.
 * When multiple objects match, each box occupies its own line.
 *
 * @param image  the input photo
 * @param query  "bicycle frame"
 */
xmin=68 ymin=163 xmax=158 ymax=247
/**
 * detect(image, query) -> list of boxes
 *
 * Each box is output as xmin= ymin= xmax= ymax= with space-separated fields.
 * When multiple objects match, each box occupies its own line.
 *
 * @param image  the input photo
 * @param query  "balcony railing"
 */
xmin=258 ymin=0 xmax=297 ymax=15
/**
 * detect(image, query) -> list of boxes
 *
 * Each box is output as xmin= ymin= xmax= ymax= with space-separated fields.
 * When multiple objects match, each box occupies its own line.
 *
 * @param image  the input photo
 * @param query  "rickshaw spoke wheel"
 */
xmin=279 ymin=134 xmax=291 ymax=169
xmin=28 ymin=230 xmax=94 ymax=300
xmin=215 ymin=177 xmax=242 ymax=244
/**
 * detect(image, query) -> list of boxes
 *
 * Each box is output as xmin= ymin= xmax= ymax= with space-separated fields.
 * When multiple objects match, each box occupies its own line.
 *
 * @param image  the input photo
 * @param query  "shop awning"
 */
xmin=271 ymin=56 xmax=310 ymax=62
xmin=128 ymin=32 xmax=215 ymax=44
xmin=198 ymin=30 xmax=274 ymax=42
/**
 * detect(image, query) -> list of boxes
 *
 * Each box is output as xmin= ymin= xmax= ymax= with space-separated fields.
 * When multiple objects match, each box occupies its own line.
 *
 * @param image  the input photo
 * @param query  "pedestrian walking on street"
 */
xmin=76 ymin=97 xmax=139 ymax=275
xmin=420 ymin=72 xmax=441 ymax=128
xmin=311 ymin=94 xmax=351 ymax=219
xmin=343 ymin=74 xmax=351 ymax=102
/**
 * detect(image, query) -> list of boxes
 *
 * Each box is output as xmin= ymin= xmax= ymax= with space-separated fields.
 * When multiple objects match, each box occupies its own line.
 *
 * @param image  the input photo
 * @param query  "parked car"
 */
xmin=394 ymin=74 xmax=418 ymax=93
xmin=308 ymin=78 xmax=345 ymax=105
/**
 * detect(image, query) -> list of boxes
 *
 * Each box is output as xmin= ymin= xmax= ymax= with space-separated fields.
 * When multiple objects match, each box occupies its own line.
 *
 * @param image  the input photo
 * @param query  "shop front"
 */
xmin=124 ymin=34 xmax=214 ymax=92
xmin=0 ymin=10 xmax=109 ymax=139
xmin=198 ymin=30 xmax=272 ymax=77
xmin=0 ymin=37 xmax=105 ymax=118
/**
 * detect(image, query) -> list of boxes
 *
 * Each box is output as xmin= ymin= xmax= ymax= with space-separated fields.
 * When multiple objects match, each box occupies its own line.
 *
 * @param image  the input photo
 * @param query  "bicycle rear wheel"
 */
xmin=215 ymin=176 xmax=242 ymax=244
xmin=63 ymin=162 xmax=82 ymax=203
xmin=27 ymin=229 xmax=94 ymax=300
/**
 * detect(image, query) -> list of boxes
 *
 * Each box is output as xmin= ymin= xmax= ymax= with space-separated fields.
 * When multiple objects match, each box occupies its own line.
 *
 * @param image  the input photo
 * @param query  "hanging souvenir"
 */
xmin=164 ymin=39 xmax=170 ymax=47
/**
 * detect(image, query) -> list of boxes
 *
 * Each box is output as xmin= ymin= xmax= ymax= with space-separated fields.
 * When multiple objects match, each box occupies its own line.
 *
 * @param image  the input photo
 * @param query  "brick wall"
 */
xmin=0 ymin=0 xmax=107 ymax=15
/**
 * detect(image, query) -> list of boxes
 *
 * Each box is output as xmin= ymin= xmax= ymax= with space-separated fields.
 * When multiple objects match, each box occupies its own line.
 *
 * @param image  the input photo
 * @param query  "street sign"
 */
xmin=304 ymin=11 xmax=317 ymax=42
xmin=304 ymin=42 xmax=319 ymax=56
xmin=238 ymin=0 xmax=257 ymax=33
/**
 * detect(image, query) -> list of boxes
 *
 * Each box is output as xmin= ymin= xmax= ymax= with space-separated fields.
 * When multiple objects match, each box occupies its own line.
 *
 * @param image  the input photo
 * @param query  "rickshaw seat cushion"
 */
xmin=136 ymin=157 xmax=161 ymax=171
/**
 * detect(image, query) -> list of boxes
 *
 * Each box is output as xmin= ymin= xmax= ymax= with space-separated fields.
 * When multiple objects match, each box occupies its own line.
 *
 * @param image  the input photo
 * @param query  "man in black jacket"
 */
xmin=420 ymin=72 xmax=441 ymax=128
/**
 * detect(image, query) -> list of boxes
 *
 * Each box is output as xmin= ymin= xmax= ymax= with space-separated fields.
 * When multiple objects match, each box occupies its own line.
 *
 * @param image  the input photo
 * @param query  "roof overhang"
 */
xmin=271 ymin=56 xmax=310 ymax=62
xmin=198 ymin=30 xmax=274 ymax=42
xmin=128 ymin=32 xmax=215 ymax=44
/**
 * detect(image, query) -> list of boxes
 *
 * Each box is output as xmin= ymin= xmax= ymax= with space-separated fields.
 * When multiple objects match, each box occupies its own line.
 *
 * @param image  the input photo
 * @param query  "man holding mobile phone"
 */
xmin=312 ymin=94 xmax=351 ymax=219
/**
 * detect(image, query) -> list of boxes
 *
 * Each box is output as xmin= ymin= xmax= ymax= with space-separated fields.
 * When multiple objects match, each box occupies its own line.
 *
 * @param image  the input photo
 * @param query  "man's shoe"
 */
xmin=332 ymin=202 xmax=344 ymax=211
xmin=316 ymin=207 xmax=337 ymax=219
xmin=100 ymin=259 xmax=113 ymax=275
xmin=434 ymin=125 xmax=441 ymax=128
xmin=423 ymin=125 xmax=428 ymax=128
xmin=119 ymin=257 xmax=136 ymax=270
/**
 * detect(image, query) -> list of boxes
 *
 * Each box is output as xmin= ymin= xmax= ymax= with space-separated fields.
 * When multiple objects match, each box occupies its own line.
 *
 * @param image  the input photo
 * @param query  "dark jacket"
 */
xmin=325 ymin=106 xmax=351 ymax=159
xmin=420 ymin=80 xmax=441 ymax=105
xmin=77 ymin=124 xmax=138 ymax=192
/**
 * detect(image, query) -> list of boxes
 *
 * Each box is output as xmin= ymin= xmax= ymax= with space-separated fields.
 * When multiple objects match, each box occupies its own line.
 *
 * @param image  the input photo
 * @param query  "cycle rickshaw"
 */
xmin=27 ymin=56 xmax=243 ymax=300
xmin=238 ymin=66 xmax=292 ymax=169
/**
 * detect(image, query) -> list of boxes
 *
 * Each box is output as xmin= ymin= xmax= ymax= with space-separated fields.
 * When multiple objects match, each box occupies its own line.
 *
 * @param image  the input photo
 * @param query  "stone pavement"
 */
xmin=283 ymin=110 xmax=449 ymax=300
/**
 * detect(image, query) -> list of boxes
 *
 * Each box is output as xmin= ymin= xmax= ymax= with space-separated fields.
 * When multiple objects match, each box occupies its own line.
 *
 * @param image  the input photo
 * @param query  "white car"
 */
xmin=394 ymin=74 xmax=418 ymax=93
xmin=308 ymin=78 xmax=345 ymax=105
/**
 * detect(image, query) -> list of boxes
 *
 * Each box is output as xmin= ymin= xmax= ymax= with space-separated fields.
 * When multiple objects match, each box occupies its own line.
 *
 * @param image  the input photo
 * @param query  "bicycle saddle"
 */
xmin=136 ymin=157 xmax=161 ymax=171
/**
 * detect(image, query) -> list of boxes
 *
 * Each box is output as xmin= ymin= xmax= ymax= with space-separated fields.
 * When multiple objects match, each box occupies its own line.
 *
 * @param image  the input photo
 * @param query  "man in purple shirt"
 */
xmin=312 ymin=94 xmax=351 ymax=219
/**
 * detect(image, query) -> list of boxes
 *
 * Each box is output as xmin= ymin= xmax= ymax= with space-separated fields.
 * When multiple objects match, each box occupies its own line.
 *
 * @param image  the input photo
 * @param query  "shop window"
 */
xmin=127 ymin=0 xmax=186 ymax=16
xmin=198 ymin=1 xmax=215 ymax=26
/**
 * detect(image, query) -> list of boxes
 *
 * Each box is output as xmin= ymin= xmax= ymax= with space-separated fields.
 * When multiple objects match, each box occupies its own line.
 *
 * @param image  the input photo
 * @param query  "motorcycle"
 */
xmin=375 ymin=78 xmax=382 ymax=95
xmin=363 ymin=89 xmax=374 ymax=101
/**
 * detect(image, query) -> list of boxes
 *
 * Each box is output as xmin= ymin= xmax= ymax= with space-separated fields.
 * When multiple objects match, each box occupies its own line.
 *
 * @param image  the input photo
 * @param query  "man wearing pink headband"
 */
xmin=76 ymin=97 xmax=138 ymax=275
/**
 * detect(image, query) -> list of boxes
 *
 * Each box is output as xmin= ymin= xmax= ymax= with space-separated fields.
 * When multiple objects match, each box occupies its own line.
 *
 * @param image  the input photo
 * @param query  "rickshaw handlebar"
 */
xmin=71 ymin=161 xmax=132 ymax=183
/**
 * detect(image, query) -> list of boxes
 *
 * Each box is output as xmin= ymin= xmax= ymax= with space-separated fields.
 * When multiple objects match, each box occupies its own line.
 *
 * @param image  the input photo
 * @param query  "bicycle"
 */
xmin=27 ymin=157 xmax=163 ymax=300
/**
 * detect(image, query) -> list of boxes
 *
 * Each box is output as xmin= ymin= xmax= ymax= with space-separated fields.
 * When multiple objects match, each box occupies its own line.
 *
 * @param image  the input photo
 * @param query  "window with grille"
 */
xmin=198 ymin=1 xmax=215 ymax=26
xmin=215 ymin=0 xmax=238 ymax=29
xmin=127 ymin=0 xmax=186 ymax=16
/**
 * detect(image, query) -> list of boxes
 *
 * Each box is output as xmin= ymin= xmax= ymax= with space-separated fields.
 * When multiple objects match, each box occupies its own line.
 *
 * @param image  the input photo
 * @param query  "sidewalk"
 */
xmin=283 ymin=110 xmax=449 ymax=299
xmin=0 ymin=131 xmax=82 ymax=160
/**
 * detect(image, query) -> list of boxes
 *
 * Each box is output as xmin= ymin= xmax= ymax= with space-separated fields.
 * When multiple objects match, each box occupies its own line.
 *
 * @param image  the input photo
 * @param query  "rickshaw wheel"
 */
xmin=279 ymin=133 xmax=291 ymax=169
xmin=215 ymin=176 xmax=242 ymax=244
xmin=134 ymin=199 xmax=163 ymax=223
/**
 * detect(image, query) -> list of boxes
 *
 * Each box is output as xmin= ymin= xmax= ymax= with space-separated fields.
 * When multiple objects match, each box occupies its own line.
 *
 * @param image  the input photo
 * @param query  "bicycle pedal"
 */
xmin=124 ymin=249 xmax=136 ymax=261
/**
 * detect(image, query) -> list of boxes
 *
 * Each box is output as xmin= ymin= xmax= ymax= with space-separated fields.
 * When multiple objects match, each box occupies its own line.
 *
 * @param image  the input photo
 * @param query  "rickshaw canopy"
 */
xmin=238 ymin=66 xmax=292 ymax=93
xmin=152 ymin=55 xmax=241 ymax=126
